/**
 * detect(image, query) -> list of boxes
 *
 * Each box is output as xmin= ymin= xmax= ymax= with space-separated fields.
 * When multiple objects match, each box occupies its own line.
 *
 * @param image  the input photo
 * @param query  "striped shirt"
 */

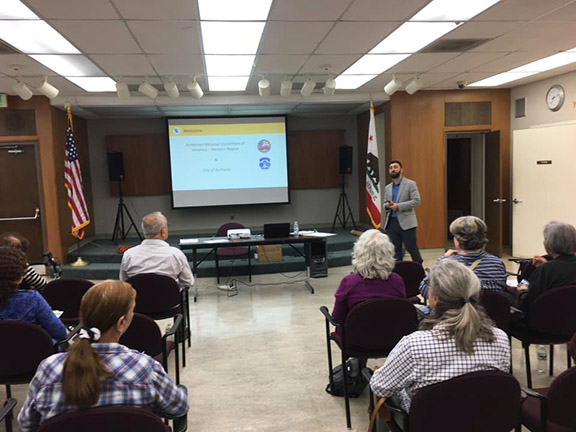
xmin=20 ymin=266 xmax=48 ymax=291
xmin=18 ymin=343 xmax=188 ymax=431
xmin=419 ymin=252 xmax=507 ymax=298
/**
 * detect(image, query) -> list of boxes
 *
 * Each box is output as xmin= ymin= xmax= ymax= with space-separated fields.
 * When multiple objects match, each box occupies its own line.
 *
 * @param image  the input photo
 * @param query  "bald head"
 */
xmin=142 ymin=212 xmax=168 ymax=239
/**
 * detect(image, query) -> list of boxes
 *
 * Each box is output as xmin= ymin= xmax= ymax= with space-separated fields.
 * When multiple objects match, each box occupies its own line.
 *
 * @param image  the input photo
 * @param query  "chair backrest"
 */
xmin=119 ymin=313 xmax=163 ymax=358
xmin=41 ymin=278 xmax=94 ymax=324
xmin=392 ymin=262 xmax=426 ymax=298
xmin=344 ymin=297 xmax=418 ymax=357
xmin=479 ymin=291 xmax=511 ymax=333
xmin=127 ymin=273 xmax=181 ymax=319
xmin=217 ymin=222 xmax=246 ymax=237
xmin=409 ymin=370 xmax=521 ymax=432
xmin=527 ymin=285 xmax=576 ymax=336
xmin=0 ymin=321 xmax=55 ymax=384
xmin=37 ymin=406 xmax=170 ymax=432
xmin=546 ymin=366 xmax=576 ymax=428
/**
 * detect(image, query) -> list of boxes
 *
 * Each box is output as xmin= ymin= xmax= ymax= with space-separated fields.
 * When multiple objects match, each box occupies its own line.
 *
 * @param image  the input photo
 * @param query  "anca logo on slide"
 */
xmin=172 ymin=127 xmax=181 ymax=135
xmin=257 ymin=139 xmax=271 ymax=153
xmin=259 ymin=157 xmax=271 ymax=170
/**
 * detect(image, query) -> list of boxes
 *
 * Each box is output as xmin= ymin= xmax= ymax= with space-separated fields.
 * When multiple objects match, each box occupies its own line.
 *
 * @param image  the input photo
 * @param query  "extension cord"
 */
xmin=217 ymin=284 xmax=236 ymax=291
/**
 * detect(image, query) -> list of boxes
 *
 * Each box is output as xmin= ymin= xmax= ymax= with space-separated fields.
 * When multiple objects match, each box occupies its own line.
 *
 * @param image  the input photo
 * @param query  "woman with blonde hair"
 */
xmin=370 ymin=260 xmax=510 ymax=412
xmin=331 ymin=229 xmax=406 ymax=326
xmin=18 ymin=280 xmax=188 ymax=431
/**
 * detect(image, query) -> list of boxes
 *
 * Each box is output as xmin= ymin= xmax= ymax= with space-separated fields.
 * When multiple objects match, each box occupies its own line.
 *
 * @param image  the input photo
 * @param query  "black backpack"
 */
xmin=325 ymin=358 xmax=368 ymax=397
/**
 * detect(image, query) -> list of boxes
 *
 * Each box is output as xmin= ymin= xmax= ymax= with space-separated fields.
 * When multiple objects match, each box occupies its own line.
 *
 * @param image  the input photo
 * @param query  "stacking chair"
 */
xmin=0 ymin=399 xmax=17 ymax=432
xmin=320 ymin=297 xmax=418 ymax=429
xmin=479 ymin=290 xmax=511 ymax=334
xmin=120 ymin=313 xmax=183 ymax=384
xmin=215 ymin=222 xmax=251 ymax=283
xmin=510 ymin=285 xmax=576 ymax=388
xmin=392 ymin=261 xmax=426 ymax=304
xmin=363 ymin=369 xmax=521 ymax=432
xmin=126 ymin=273 xmax=188 ymax=367
xmin=41 ymin=278 xmax=94 ymax=326
xmin=37 ymin=405 xmax=187 ymax=432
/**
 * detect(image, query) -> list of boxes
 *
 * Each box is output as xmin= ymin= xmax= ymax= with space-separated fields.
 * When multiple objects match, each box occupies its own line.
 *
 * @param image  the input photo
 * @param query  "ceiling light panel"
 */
xmin=198 ymin=0 xmax=273 ymax=20
xmin=30 ymin=55 xmax=105 ymax=76
xmin=201 ymin=22 xmax=266 ymax=54
xmin=208 ymin=76 xmax=250 ymax=91
xmin=370 ymin=22 xmax=461 ymax=54
xmin=335 ymin=75 xmax=377 ymax=89
xmin=342 ymin=54 xmax=410 ymax=75
xmin=0 ymin=0 xmax=39 ymax=19
xmin=509 ymin=52 xmax=576 ymax=73
xmin=0 ymin=21 xmax=80 ymax=53
xmin=411 ymin=0 xmax=501 ymax=22
xmin=66 ymin=77 xmax=117 ymax=92
xmin=204 ymin=55 xmax=255 ymax=76
xmin=468 ymin=72 xmax=536 ymax=87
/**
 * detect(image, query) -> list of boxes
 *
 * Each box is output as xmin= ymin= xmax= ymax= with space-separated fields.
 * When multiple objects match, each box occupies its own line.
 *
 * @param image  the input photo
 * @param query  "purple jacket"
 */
xmin=331 ymin=272 xmax=406 ymax=325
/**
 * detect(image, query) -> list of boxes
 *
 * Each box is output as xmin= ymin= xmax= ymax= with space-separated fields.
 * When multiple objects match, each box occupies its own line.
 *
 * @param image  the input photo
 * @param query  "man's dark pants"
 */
xmin=386 ymin=217 xmax=423 ymax=264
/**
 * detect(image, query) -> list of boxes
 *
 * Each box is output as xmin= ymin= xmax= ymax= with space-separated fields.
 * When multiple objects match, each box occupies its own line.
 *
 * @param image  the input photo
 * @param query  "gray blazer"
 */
xmin=383 ymin=177 xmax=421 ymax=230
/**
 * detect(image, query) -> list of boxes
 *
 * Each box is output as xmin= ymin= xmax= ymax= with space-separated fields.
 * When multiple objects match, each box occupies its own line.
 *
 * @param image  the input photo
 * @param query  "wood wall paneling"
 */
xmin=106 ymin=135 xmax=170 ymax=196
xmin=287 ymin=129 xmax=344 ymax=189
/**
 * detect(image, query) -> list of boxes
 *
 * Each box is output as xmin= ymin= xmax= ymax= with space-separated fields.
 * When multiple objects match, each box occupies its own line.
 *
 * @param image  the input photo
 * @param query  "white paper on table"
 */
xmin=204 ymin=239 xmax=230 ymax=244
xmin=180 ymin=238 xmax=199 ymax=245
xmin=301 ymin=232 xmax=336 ymax=238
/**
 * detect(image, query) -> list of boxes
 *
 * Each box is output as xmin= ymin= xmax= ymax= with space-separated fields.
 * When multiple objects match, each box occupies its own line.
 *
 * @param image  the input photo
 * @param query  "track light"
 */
xmin=405 ymin=76 xmax=423 ymax=95
xmin=258 ymin=77 xmax=270 ymax=97
xmin=138 ymin=80 xmax=158 ymax=99
xmin=280 ymin=78 xmax=293 ymax=97
xmin=187 ymin=79 xmax=204 ymax=99
xmin=300 ymin=77 xmax=316 ymax=97
xmin=12 ymin=81 xmax=33 ymax=100
xmin=37 ymin=78 xmax=59 ymax=99
xmin=164 ymin=79 xmax=179 ymax=99
xmin=324 ymin=77 xmax=336 ymax=96
xmin=115 ymin=81 xmax=130 ymax=99
xmin=384 ymin=75 xmax=402 ymax=96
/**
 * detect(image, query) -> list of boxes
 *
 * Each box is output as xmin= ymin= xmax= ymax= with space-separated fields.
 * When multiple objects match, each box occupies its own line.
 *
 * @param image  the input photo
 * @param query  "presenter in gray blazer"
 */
xmin=383 ymin=160 xmax=423 ymax=264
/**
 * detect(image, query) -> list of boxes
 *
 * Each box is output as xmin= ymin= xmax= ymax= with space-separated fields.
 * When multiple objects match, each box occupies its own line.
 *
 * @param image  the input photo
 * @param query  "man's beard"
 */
xmin=390 ymin=172 xmax=400 ymax=179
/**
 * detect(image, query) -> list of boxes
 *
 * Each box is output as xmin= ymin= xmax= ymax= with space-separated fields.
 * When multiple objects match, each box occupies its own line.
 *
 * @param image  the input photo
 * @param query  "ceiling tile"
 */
xmin=342 ymin=0 xmax=429 ymax=21
xmin=389 ymin=53 xmax=460 ymax=73
xmin=128 ymin=21 xmax=202 ymax=54
xmin=476 ymin=0 xmax=574 ymax=21
xmin=112 ymin=0 xmax=199 ymax=19
xmin=299 ymin=55 xmax=360 ymax=75
xmin=0 ymin=54 xmax=58 ymax=77
xmin=443 ymin=21 xmax=526 ymax=40
xmin=25 ymin=0 xmax=119 ymax=19
xmin=147 ymin=54 xmax=204 ymax=76
xmin=48 ymin=21 xmax=142 ymax=54
xmin=269 ymin=0 xmax=354 ymax=20
xmin=254 ymin=55 xmax=308 ymax=74
xmin=432 ymin=72 xmax=497 ymax=88
xmin=429 ymin=52 xmax=508 ymax=74
xmin=259 ymin=22 xmax=334 ymax=55
xmin=89 ymin=55 xmax=156 ymax=77
xmin=315 ymin=22 xmax=401 ymax=55
xmin=537 ymin=2 xmax=576 ymax=21
xmin=471 ymin=50 xmax=561 ymax=73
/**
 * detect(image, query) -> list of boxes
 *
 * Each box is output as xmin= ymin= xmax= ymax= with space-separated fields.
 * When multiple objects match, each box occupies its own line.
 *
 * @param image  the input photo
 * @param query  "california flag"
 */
xmin=365 ymin=103 xmax=381 ymax=228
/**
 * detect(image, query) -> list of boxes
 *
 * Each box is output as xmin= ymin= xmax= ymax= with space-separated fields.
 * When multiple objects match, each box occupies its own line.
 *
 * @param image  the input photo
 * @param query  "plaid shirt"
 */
xmin=18 ymin=343 xmax=188 ymax=432
xmin=370 ymin=324 xmax=510 ymax=412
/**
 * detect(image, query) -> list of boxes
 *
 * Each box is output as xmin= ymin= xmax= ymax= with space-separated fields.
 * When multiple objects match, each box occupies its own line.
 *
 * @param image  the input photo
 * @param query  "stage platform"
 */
xmin=62 ymin=228 xmax=360 ymax=280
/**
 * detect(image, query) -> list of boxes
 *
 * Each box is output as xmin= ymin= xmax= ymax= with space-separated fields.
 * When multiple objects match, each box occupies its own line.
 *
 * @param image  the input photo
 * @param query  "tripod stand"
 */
xmin=331 ymin=175 xmax=357 ymax=232
xmin=112 ymin=181 xmax=142 ymax=243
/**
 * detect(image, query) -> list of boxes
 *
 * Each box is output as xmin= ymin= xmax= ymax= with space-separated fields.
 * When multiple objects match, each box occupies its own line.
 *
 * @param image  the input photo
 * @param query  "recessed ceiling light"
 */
xmin=370 ymin=22 xmax=460 ymax=54
xmin=201 ymin=22 xmax=266 ymax=54
xmin=468 ymin=72 xmax=536 ymax=87
xmin=198 ymin=0 xmax=273 ymax=20
xmin=0 ymin=0 xmax=39 ymax=19
xmin=335 ymin=75 xmax=377 ymax=90
xmin=67 ymin=77 xmax=117 ymax=92
xmin=411 ymin=0 xmax=501 ymax=21
xmin=30 ymin=55 xmax=104 ymax=76
xmin=509 ymin=52 xmax=576 ymax=73
xmin=342 ymin=54 xmax=410 ymax=75
xmin=204 ymin=55 xmax=255 ymax=76
xmin=0 ymin=21 xmax=80 ymax=54
xmin=208 ymin=76 xmax=250 ymax=91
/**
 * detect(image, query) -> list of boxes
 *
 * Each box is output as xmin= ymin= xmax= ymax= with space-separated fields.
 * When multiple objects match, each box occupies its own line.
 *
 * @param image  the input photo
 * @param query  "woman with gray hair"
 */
xmin=331 ymin=229 xmax=406 ymax=326
xmin=370 ymin=260 xmax=510 ymax=412
xmin=516 ymin=221 xmax=576 ymax=312
xmin=419 ymin=216 xmax=506 ymax=298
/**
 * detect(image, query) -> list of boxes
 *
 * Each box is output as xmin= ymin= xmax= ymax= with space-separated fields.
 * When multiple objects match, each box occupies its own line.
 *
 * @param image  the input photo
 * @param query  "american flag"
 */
xmin=64 ymin=108 xmax=90 ymax=239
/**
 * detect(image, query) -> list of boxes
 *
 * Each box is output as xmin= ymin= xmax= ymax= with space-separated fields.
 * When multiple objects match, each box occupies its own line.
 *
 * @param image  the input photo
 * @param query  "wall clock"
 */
xmin=546 ymin=84 xmax=565 ymax=112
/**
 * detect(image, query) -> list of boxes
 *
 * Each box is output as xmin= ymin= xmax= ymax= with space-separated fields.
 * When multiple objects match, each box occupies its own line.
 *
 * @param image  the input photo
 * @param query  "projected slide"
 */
xmin=167 ymin=116 xmax=289 ymax=208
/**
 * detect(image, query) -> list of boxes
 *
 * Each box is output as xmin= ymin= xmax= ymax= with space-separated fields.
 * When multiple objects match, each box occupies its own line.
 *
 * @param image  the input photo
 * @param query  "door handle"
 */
xmin=493 ymin=198 xmax=501 ymax=203
xmin=0 ymin=208 xmax=40 ymax=221
xmin=512 ymin=198 xmax=523 ymax=204
xmin=500 ymin=199 xmax=507 ymax=203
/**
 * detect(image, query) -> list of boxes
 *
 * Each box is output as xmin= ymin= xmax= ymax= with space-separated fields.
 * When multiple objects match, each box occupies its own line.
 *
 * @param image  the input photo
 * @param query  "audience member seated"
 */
xmin=370 ymin=260 xmax=510 ymax=412
xmin=119 ymin=211 xmax=194 ymax=289
xmin=17 ymin=280 xmax=188 ymax=432
xmin=331 ymin=229 xmax=406 ymax=328
xmin=516 ymin=221 xmax=576 ymax=312
xmin=0 ymin=247 xmax=66 ymax=341
xmin=0 ymin=232 xmax=47 ymax=290
xmin=420 ymin=216 xmax=506 ymax=298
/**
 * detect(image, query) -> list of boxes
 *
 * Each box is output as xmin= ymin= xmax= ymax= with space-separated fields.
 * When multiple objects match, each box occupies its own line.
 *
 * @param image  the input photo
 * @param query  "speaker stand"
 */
xmin=112 ymin=182 xmax=143 ymax=243
xmin=331 ymin=175 xmax=357 ymax=232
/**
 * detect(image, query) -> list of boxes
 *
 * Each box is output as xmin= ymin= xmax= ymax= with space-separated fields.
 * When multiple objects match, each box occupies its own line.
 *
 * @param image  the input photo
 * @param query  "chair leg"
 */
xmin=248 ymin=247 xmax=252 ymax=282
xmin=525 ymin=344 xmax=532 ymax=388
xmin=5 ymin=385 xmax=12 ymax=432
xmin=325 ymin=320 xmax=335 ymax=393
xmin=174 ymin=323 xmax=181 ymax=385
xmin=509 ymin=336 xmax=513 ymax=373
xmin=568 ymin=344 xmax=573 ymax=368
xmin=215 ymin=252 xmax=220 ymax=284
xmin=342 ymin=350 xmax=352 ymax=430
xmin=549 ymin=344 xmax=554 ymax=376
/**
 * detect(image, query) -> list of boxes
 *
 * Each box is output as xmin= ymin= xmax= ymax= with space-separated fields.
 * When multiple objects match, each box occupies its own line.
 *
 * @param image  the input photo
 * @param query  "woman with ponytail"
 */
xmin=18 ymin=280 xmax=188 ymax=432
xmin=370 ymin=260 xmax=510 ymax=412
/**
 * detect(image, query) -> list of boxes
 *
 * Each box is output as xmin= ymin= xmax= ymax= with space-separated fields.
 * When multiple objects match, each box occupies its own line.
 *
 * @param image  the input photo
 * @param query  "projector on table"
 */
xmin=227 ymin=228 xmax=251 ymax=240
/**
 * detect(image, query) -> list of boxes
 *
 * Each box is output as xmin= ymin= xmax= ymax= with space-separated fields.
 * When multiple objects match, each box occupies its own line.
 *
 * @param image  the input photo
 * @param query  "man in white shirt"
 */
xmin=119 ymin=211 xmax=194 ymax=289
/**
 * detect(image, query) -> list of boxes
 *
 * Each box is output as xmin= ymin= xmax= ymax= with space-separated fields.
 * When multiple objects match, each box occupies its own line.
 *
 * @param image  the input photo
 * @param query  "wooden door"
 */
xmin=0 ymin=143 xmax=44 ymax=261
xmin=484 ymin=131 xmax=503 ymax=257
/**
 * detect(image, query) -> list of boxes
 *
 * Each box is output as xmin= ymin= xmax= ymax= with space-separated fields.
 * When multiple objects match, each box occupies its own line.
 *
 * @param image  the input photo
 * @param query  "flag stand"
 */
xmin=70 ymin=236 xmax=89 ymax=267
